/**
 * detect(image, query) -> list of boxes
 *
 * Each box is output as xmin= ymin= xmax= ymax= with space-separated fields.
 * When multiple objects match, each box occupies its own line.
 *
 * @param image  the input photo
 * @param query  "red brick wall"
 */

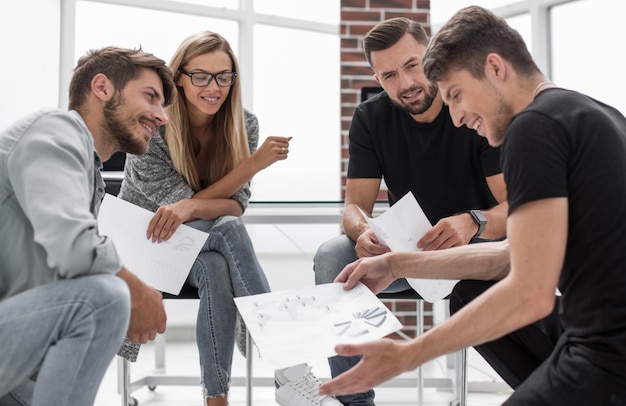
xmin=340 ymin=1 xmax=434 ymax=334
xmin=340 ymin=0 xmax=431 ymax=200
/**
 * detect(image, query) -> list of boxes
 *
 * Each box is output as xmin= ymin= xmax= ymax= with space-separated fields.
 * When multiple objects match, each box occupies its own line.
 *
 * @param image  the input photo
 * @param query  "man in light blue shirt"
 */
xmin=0 ymin=46 xmax=175 ymax=405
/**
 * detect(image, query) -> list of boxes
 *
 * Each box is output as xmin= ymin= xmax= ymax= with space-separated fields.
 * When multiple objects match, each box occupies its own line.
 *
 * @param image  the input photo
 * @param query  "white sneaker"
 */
xmin=275 ymin=363 xmax=342 ymax=406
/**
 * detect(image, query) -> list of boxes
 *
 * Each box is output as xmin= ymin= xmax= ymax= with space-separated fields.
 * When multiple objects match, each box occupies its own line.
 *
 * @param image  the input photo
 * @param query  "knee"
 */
xmin=92 ymin=274 xmax=130 ymax=310
xmin=191 ymin=252 xmax=229 ymax=285
xmin=87 ymin=274 xmax=131 ymax=328
xmin=449 ymin=280 xmax=494 ymax=315
xmin=313 ymin=235 xmax=355 ymax=285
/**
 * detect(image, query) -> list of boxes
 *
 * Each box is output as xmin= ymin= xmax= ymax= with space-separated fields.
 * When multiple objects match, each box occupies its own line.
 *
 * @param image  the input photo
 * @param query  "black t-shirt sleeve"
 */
xmin=502 ymin=111 xmax=569 ymax=215
xmin=347 ymin=105 xmax=383 ymax=179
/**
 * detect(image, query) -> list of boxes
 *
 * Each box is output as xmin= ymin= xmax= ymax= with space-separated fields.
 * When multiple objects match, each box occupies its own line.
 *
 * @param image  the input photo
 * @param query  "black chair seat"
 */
xmin=377 ymin=288 xmax=423 ymax=300
xmin=162 ymin=284 xmax=198 ymax=300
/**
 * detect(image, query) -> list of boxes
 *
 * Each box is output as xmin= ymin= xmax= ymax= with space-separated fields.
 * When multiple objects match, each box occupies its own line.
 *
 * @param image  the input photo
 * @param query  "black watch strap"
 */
xmin=469 ymin=209 xmax=487 ymax=238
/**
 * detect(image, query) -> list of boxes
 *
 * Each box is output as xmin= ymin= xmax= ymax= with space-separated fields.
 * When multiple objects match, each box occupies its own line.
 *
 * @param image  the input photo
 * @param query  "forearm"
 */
xmin=193 ymin=159 xmax=257 ymax=200
xmin=189 ymin=198 xmax=243 ymax=220
xmin=116 ymin=266 xmax=146 ymax=310
xmin=406 ymin=275 xmax=543 ymax=371
xmin=480 ymin=200 xmax=508 ymax=239
xmin=342 ymin=204 xmax=372 ymax=241
xmin=391 ymin=240 xmax=510 ymax=281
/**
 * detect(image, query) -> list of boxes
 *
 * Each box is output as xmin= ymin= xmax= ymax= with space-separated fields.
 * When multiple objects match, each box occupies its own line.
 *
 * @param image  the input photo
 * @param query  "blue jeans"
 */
xmin=0 ymin=274 xmax=130 ymax=406
xmin=185 ymin=217 xmax=270 ymax=397
xmin=314 ymin=234 xmax=410 ymax=406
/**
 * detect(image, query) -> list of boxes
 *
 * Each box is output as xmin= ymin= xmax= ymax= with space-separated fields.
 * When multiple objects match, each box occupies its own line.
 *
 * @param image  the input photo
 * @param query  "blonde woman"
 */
xmin=119 ymin=31 xmax=295 ymax=405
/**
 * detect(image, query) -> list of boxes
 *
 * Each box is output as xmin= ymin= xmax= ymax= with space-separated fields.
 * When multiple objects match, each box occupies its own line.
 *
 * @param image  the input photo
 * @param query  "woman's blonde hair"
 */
xmin=166 ymin=30 xmax=249 ymax=191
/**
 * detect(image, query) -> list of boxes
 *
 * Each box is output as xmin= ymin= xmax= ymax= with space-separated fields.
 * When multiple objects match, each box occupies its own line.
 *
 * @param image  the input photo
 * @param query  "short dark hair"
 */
xmin=423 ymin=6 xmax=540 ymax=83
xmin=363 ymin=17 xmax=430 ymax=67
xmin=68 ymin=46 xmax=175 ymax=110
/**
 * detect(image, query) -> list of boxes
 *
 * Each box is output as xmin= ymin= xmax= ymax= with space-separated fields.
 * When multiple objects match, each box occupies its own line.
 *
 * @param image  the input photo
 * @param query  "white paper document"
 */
xmin=234 ymin=282 xmax=403 ymax=369
xmin=360 ymin=192 xmax=458 ymax=302
xmin=97 ymin=193 xmax=209 ymax=295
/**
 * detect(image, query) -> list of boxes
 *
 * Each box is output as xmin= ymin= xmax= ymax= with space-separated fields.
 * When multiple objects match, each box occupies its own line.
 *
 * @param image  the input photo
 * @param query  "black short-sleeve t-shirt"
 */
xmin=347 ymin=91 xmax=501 ymax=224
xmin=502 ymin=88 xmax=626 ymax=378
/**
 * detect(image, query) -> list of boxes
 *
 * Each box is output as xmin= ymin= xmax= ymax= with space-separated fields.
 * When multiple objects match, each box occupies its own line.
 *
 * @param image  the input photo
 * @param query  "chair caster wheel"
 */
xmin=148 ymin=385 xmax=156 ymax=391
xmin=128 ymin=396 xmax=138 ymax=406
xmin=450 ymin=400 xmax=460 ymax=406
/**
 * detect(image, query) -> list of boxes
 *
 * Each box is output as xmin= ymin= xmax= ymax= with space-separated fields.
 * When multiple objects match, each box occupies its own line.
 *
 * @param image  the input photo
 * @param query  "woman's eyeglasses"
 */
xmin=179 ymin=69 xmax=237 ymax=87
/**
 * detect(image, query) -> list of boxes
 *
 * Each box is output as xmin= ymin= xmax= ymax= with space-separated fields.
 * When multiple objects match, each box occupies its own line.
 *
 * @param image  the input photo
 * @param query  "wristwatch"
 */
xmin=469 ymin=209 xmax=487 ymax=238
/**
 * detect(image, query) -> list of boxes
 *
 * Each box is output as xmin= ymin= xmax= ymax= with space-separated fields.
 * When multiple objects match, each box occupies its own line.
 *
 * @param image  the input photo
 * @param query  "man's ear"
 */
xmin=485 ymin=53 xmax=507 ymax=83
xmin=373 ymin=73 xmax=381 ymax=84
xmin=91 ymin=73 xmax=114 ymax=102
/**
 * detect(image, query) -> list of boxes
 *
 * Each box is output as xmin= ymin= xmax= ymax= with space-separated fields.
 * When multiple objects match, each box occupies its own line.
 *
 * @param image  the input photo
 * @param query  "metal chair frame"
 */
xmin=377 ymin=288 xmax=467 ymax=406
xmin=117 ymin=285 xmax=257 ymax=406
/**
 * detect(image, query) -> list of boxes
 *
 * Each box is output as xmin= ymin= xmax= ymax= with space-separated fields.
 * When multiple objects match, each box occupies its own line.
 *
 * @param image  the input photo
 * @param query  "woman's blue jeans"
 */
xmin=185 ymin=216 xmax=270 ymax=398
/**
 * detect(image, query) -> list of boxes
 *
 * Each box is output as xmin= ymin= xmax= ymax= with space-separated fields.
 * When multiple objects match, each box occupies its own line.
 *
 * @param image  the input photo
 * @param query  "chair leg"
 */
xmin=155 ymin=332 xmax=166 ymax=369
xmin=457 ymin=348 xmax=468 ymax=406
xmin=417 ymin=300 xmax=424 ymax=405
xmin=117 ymin=357 xmax=131 ymax=406
xmin=245 ymin=330 xmax=253 ymax=406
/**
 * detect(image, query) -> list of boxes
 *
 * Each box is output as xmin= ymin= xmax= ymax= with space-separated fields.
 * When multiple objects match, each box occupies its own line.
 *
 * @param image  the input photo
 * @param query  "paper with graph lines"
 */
xmin=234 ymin=282 xmax=403 ymax=368
xmin=98 ymin=193 xmax=209 ymax=295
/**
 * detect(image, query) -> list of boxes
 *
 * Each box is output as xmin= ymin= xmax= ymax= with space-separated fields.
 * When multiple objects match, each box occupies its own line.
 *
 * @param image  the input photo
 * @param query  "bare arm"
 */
xmin=145 ymin=198 xmax=242 ymax=242
xmin=418 ymin=173 xmax=508 ymax=250
xmin=336 ymin=239 xmax=511 ymax=294
xmin=342 ymin=178 xmax=391 ymax=258
xmin=193 ymin=135 xmax=291 ymax=201
xmin=481 ymin=173 xmax=508 ymax=239
xmin=321 ymin=197 xmax=566 ymax=397
xmin=146 ymin=136 xmax=291 ymax=241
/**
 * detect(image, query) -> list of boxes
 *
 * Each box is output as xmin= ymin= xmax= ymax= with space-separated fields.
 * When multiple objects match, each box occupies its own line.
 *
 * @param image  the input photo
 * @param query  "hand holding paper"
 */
xmin=360 ymin=192 xmax=458 ymax=302
xmin=97 ymin=194 xmax=209 ymax=295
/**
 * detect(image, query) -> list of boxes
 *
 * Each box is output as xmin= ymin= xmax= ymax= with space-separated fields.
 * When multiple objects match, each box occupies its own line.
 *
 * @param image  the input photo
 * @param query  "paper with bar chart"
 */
xmin=234 ymin=282 xmax=403 ymax=368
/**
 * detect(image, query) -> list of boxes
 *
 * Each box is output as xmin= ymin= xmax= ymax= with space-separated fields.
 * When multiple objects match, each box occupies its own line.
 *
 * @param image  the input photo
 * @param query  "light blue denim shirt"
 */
xmin=0 ymin=109 xmax=122 ymax=300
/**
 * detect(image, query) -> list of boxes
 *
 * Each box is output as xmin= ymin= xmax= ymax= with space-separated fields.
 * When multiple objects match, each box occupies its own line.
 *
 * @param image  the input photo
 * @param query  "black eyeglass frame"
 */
xmin=178 ymin=68 xmax=238 ymax=87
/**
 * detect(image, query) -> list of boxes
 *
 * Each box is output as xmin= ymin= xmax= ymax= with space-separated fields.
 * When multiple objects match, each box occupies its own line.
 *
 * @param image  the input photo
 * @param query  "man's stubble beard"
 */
xmin=392 ymin=82 xmax=439 ymax=115
xmin=101 ymin=93 xmax=149 ymax=156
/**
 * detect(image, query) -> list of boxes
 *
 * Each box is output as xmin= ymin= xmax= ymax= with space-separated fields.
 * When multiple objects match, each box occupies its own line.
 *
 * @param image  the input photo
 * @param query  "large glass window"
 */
xmin=251 ymin=24 xmax=340 ymax=201
xmin=431 ymin=1 xmax=531 ymax=53
xmin=71 ymin=0 xmax=340 ymax=202
xmin=0 ymin=1 xmax=59 ymax=131
xmin=551 ymin=0 xmax=626 ymax=115
xmin=431 ymin=0 xmax=520 ymax=25
xmin=254 ymin=0 xmax=340 ymax=25
xmin=75 ymin=1 xmax=238 ymax=66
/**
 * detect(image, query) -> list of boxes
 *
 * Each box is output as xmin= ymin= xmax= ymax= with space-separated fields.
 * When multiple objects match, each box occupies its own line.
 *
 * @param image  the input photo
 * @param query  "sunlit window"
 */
xmin=254 ymin=0 xmax=340 ymax=25
xmin=551 ymin=0 xmax=626 ymax=115
xmin=72 ymin=0 xmax=340 ymax=201
xmin=75 ymin=1 xmax=238 ymax=65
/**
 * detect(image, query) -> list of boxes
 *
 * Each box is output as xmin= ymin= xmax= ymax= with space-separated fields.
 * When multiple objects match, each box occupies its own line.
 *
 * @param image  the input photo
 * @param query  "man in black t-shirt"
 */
xmin=313 ymin=17 xmax=508 ymax=406
xmin=319 ymin=6 xmax=626 ymax=405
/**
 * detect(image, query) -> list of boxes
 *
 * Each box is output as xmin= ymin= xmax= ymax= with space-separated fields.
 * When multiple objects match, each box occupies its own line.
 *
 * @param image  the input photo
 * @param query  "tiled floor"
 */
xmin=95 ymin=340 xmax=512 ymax=406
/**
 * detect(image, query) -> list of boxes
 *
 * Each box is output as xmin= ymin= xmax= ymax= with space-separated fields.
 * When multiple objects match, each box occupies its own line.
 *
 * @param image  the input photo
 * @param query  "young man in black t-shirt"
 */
xmin=313 ymin=17 xmax=508 ymax=406
xmin=319 ymin=6 xmax=626 ymax=405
